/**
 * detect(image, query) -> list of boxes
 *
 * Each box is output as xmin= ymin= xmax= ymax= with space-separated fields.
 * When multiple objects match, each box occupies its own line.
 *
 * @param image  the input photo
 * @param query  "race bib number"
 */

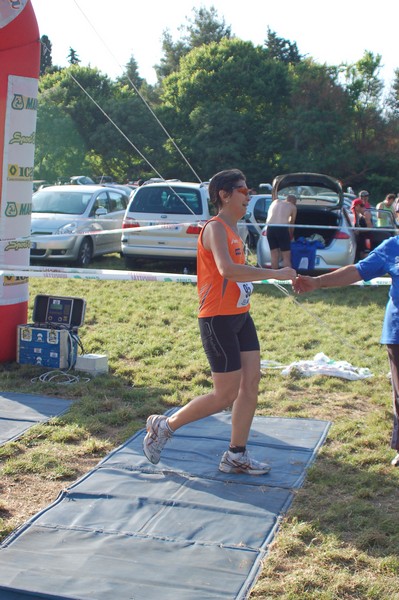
xmin=236 ymin=282 xmax=253 ymax=307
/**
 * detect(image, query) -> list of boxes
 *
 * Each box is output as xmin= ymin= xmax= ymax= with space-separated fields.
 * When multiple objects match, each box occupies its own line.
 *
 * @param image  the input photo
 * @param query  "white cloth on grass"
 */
xmin=262 ymin=353 xmax=373 ymax=380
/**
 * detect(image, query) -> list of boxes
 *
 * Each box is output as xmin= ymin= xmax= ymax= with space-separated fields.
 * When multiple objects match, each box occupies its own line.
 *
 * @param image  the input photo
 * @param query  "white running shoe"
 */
xmin=218 ymin=449 xmax=271 ymax=475
xmin=143 ymin=415 xmax=173 ymax=464
xmin=391 ymin=453 xmax=399 ymax=467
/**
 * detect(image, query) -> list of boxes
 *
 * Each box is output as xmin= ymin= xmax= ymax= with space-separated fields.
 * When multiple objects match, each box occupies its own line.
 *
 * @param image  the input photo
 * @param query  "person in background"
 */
xmin=376 ymin=193 xmax=396 ymax=228
xmin=266 ymin=194 xmax=297 ymax=269
xmin=293 ymin=236 xmax=399 ymax=468
xmin=143 ymin=168 xmax=296 ymax=475
xmin=394 ymin=194 xmax=399 ymax=225
xmin=351 ymin=198 xmax=372 ymax=261
xmin=357 ymin=190 xmax=371 ymax=209
xmin=355 ymin=190 xmax=372 ymax=223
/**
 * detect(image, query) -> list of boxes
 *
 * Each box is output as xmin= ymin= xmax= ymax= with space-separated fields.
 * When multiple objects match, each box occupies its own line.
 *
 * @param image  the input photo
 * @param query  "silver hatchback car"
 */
xmin=30 ymin=185 xmax=129 ymax=266
xmin=121 ymin=181 xmax=248 ymax=268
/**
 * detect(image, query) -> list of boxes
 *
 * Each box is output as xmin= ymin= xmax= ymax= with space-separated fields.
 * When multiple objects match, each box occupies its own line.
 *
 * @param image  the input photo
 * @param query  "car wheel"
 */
xmin=76 ymin=238 xmax=93 ymax=267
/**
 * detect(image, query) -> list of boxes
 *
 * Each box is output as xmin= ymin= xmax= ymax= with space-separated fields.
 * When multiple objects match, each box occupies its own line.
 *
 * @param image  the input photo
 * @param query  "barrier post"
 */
xmin=0 ymin=0 xmax=40 ymax=361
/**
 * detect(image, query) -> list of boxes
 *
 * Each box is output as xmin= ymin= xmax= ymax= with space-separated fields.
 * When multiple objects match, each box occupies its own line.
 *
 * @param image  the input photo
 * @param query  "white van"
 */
xmin=121 ymin=181 xmax=248 ymax=268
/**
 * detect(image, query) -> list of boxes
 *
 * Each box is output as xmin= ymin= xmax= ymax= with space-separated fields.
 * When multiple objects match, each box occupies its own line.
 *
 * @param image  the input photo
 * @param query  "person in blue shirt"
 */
xmin=293 ymin=236 xmax=399 ymax=467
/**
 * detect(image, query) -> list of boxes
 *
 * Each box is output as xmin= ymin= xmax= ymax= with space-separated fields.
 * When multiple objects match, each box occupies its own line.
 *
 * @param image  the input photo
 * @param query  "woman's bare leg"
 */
xmin=168 ymin=369 xmax=241 ymax=431
xmin=230 ymin=350 xmax=261 ymax=447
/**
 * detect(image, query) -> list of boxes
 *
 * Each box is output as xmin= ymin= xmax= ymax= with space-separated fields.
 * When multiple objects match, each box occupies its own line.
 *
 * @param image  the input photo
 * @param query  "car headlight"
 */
xmin=55 ymin=222 xmax=78 ymax=234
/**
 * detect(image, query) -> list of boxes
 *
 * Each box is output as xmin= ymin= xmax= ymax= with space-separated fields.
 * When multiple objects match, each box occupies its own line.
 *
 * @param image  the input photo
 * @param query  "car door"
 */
xmin=102 ymin=191 xmax=128 ymax=253
xmin=88 ymin=191 xmax=109 ymax=254
xmin=88 ymin=190 xmax=126 ymax=254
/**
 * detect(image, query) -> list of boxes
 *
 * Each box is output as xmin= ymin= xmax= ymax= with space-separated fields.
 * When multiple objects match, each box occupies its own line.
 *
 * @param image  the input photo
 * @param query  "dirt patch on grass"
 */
xmin=0 ymin=455 xmax=100 ymax=541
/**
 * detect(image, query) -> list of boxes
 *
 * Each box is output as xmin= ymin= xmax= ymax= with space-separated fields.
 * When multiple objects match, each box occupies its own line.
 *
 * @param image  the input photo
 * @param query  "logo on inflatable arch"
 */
xmin=11 ymin=93 xmax=37 ymax=111
xmin=5 ymin=200 xmax=32 ymax=216
xmin=3 ymin=276 xmax=28 ymax=286
xmin=4 ymin=239 xmax=32 ymax=251
xmin=7 ymin=163 xmax=33 ymax=180
xmin=9 ymin=130 xmax=35 ymax=145
xmin=9 ymin=1 xmax=24 ymax=10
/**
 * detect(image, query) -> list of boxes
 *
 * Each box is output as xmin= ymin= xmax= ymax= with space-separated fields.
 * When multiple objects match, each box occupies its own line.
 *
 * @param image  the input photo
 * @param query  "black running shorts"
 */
xmin=198 ymin=312 xmax=260 ymax=373
xmin=266 ymin=225 xmax=291 ymax=252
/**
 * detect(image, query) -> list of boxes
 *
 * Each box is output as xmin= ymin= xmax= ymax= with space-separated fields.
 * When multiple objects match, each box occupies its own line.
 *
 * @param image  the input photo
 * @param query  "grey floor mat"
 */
xmin=0 ymin=392 xmax=72 ymax=446
xmin=0 ymin=410 xmax=330 ymax=599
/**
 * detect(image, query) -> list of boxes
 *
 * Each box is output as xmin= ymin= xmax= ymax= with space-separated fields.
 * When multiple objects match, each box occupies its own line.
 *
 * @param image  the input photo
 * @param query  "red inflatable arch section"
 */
xmin=0 ymin=0 xmax=40 ymax=361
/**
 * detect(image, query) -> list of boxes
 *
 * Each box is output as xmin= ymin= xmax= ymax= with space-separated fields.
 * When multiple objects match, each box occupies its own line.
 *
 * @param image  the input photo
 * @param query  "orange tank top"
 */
xmin=197 ymin=216 xmax=253 ymax=317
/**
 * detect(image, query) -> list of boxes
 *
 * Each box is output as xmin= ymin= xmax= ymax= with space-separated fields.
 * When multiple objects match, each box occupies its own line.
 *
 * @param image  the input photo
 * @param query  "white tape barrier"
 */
xmin=0 ymin=264 xmax=197 ymax=283
xmin=2 ymin=219 xmax=398 ymax=246
xmin=268 ymin=278 xmax=392 ymax=286
xmin=1 ymin=221 xmax=200 ymax=246
xmin=0 ymin=264 xmax=392 ymax=286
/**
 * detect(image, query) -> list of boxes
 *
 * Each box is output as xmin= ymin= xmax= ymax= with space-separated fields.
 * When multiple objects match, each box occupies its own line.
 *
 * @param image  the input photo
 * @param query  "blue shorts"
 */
xmin=198 ymin=312 xmax=260 ymax=373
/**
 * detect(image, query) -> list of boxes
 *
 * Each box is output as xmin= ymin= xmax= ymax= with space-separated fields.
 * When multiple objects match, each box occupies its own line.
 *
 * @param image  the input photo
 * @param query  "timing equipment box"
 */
xmin=16 ymin=295 xmax=86 ymax=369
xmin=32 ymin=294 xmax=86 ymax=329
xmin=17 ymin=326 xmax=77 ymax=368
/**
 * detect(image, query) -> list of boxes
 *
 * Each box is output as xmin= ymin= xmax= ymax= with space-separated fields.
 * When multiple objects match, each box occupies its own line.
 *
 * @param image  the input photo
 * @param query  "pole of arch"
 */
xmin=0 ymin=0 xmax=40 ymax=361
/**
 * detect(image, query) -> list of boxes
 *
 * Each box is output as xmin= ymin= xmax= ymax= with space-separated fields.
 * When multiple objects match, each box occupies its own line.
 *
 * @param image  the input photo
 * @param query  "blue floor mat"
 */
xmin=0 ymin=410 xmax=330 ymax=599
xmin=0 ymin=392 xmax=72 ymax=446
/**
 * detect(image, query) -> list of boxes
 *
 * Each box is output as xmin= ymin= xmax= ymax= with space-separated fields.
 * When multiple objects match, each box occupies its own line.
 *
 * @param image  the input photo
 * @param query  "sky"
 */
xmin=30 ymin=0 xmax=397 ymax=91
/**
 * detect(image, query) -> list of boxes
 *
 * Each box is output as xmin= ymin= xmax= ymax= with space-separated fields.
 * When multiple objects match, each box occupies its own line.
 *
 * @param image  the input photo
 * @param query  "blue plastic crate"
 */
xmin=291 ymin=240 xmax=318 ymax=270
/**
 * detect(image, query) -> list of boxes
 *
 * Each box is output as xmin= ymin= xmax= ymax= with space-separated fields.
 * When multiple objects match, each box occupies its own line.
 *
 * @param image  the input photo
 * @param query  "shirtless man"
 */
xmin=266 ymin=194 xmax=297 ymax=269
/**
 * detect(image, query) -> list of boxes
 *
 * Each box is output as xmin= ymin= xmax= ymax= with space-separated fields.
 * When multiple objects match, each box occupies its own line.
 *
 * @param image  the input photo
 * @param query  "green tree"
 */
xmin=184 ymin=6 xmax=231 ymax=47
xmin=343 ymin=51 xmax=384 ymax=110
xmin=34 ymin=34 xmax=399 ymax=197
xmin=338 ymin=51 xmax=389 ymax=192
xmin=160 ymin=38 xmax=290 ymax=183
xmin=117 ymin=55 xmax=144 ymax=89
xmin=155 ymin=6 xmax=231 ymax=80
xmin=39 ymin=66 xmax=113 ymax=145
xmin=34 ymin=96 xmax=87 ymax=182
xmin=36 ymin=66 xmax=167 ymax=183
xmin=265 ymin=28 xmax=302 ymax=65
xmin=67 ymin=47 xmax=81 ymax=65
xmin=386 ymin=68 xmax=399 ymax=117
xmin=39 ymin=35 xmax=52 ymax=76
xmin=280 ymin=60 xmax=354 ymax=176
xmin=36 ymin=67 xmax=117 ymax=181
xmin=87 ymin=82 xmax=167 ymax=182
xmin=156 ymin=31 xmax=187 ymax=81
xmin=365 ymin=70 xmax=399 ymax=196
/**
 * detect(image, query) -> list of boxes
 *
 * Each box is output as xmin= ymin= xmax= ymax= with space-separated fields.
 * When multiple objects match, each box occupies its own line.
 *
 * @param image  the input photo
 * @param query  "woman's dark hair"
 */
xmin=208 ymin=169 xmax=246 ymax=210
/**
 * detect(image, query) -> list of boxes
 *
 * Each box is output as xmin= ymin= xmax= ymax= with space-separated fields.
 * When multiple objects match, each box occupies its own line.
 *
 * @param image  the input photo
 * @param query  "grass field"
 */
xmin=1 ymin=253 xmax=398 ymax=599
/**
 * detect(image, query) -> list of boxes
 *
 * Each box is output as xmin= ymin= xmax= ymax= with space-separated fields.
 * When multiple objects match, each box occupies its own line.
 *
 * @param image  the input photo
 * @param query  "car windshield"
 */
xmin=131 ymin=186 xmax=203 ymax=215
xmin=32 ymin=191 xmax=92 ymax=215
xmin=278 ymin=185 xmax=340 ymax=206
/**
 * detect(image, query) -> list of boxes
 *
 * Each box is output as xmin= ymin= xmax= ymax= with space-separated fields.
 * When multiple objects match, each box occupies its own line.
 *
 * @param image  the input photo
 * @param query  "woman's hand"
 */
xmin=293 ymin=275 xmax=320 ymax=294
xmin=273 ymin=267 xmax=297 ymax=281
